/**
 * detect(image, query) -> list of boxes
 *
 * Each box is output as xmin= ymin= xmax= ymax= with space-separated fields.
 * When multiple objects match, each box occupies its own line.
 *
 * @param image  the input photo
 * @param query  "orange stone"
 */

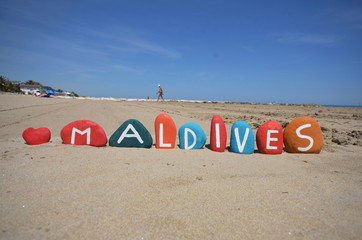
xmin=155 ymin=113 xmax=177 ymax=149
xmin=283 ymin=116 xmax=323 ymax=153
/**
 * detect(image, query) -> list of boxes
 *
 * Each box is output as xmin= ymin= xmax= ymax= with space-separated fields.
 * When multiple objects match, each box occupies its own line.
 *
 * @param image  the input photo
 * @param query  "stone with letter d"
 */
xmin=179 ymin=123 xmax=206 ymax=150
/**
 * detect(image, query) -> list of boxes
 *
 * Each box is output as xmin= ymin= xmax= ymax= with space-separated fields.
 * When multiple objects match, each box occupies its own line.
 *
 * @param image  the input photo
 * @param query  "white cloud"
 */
xmin=78 ymin=26 xmax=182 ymax=59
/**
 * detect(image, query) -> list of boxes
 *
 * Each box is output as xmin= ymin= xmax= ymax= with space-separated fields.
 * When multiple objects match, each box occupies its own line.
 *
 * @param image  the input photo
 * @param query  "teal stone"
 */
xmin=230 ymin=121 xmax=255 ymax=154
xmin=109 ymin=119 xmax=153 ymax=148
xmin=179 ymin=123 xmax=206 ymax=150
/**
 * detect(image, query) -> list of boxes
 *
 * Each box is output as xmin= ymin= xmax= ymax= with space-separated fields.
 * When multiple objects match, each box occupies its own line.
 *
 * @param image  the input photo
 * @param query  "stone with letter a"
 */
xmin=155 ymin=113 xmax=177 ymax=149
xmin=109 ymin=119 xmax=153 ymax=148
xmin=256 ymin=121 xmax=283 ymax=154
xmin=61 ymin=120 xmax=108 ymax=147
xmin=283 ymin=116 xmax=323 ymax=153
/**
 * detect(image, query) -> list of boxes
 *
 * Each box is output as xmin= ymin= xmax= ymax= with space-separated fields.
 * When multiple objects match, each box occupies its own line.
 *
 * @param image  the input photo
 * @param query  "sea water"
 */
xmin=322 ymin=105 xmax=362 ymax=108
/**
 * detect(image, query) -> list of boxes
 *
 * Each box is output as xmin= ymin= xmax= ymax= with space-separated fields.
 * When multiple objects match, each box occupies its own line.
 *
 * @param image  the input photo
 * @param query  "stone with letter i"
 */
xmin=210 ymin=115 xmax=227 ymax=152
xmin=155 ymin=113 xmax=177 ymax=149
xmin=256 ymin=121 xmax=283 ymax=154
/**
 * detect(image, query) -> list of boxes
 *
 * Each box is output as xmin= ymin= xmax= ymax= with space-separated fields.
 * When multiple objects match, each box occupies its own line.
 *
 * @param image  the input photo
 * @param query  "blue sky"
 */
xmin=1 ymin=0 xmax=361 ymax=105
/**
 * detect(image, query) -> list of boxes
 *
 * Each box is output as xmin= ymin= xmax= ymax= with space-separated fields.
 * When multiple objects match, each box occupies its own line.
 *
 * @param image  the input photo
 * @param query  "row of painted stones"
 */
xmin=22 ymin=114 xmax=323 ymax=154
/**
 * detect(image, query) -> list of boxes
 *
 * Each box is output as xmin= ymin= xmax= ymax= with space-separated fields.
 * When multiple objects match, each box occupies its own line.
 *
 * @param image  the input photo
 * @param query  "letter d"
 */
xmin=184 ymin=128 xmax=197 ymax=150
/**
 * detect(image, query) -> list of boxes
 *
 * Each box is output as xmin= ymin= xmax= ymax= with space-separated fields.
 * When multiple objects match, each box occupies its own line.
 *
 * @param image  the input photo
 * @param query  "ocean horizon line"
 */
xmin=5 ymin=93 xmax=361 ymax=108
xmin=71 ymin=95 xmax=362 ymax=108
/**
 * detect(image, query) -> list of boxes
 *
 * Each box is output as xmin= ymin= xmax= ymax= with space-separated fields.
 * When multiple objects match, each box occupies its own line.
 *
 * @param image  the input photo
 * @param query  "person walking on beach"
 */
xmin=157 ymin=84 xmax=164 ymax=101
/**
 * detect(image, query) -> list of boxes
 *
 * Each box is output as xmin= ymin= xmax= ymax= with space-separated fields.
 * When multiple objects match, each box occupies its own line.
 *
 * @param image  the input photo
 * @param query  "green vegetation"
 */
xmin=0 ymin=76 xmax=20 ymax=92
xmin=25 ymin=80 xmax=41 ymax=86
xmin=0 ymin=75 xmax=79 ymax=96
xmin=70 ymin=91 xmax=79 ymax=97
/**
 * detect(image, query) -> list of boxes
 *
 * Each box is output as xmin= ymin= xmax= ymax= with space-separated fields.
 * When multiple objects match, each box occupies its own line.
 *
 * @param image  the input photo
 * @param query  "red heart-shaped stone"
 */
xmin=22 ymin=127 xmax=51 ymax=145
xmin=61 ymin=120 xmax=107 ymax=147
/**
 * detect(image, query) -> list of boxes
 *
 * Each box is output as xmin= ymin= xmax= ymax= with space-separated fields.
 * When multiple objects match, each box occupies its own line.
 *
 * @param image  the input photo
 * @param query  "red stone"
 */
xmin=22 ymin=127 xmax=51 ymax=145
xmin=61 ymin=120 xmax=107 ymax=147
xmin=283 ymin=116 xmax=323 ymax=153
xmin=210 ymin=115 xmax=227 ymax=152
xmin=155 ymin=114 xmax=177 ymax=149
xmin=256 ymin=121 xmax=283 ymax=154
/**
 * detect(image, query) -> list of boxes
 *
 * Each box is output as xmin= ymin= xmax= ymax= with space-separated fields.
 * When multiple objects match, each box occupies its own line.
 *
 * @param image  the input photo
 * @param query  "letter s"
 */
xmin=296 ymin=124 xmax=314 ymax=152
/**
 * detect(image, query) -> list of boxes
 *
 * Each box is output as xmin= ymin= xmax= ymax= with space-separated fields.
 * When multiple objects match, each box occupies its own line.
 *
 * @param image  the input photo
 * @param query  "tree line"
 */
xmin=0 ymin=75 xmax=79 ymax=97
xmin=0 ymin=76 xmax=20 ymax=92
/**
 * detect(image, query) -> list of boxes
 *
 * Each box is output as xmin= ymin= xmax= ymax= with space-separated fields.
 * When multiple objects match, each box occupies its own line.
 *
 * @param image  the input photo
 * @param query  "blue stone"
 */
xmin=230 ymin=121 xmax=254 ymax=154
xmin=109 ymin=119 xmax=153 ymax=148
xmin=178 ymin=123 xmax=206 ymax=150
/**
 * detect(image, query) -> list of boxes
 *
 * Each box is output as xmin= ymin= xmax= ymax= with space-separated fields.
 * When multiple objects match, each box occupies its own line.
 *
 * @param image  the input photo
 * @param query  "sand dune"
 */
xmin=1 ymin=94 xmax=361 ymax=239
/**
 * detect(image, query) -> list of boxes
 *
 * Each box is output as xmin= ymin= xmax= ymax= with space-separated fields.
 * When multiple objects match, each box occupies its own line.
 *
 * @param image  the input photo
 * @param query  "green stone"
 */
xmin=109 ymin=119 xmax=153 ymax=148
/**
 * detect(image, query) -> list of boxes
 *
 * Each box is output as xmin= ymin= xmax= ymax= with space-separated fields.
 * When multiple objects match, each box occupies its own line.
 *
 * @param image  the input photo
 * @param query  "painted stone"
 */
xmin=179 ymin=123 xmax=206 ymax=150
xmin=210 ymin=115 xmax=227 ymax=152
xmin=256 ymin=121 xmax=283 ymax=154
xmin=22 ymin=127 xmax=51 ymax=145
xmin=61 ymin=120 xmax=107 ymax=147
xmin=283 ymin=116 xmax=323 ymax=153
xmin=155 ymin=114 xmax=177 ymax=149
xmin=230 ymin=121 xmax=254 ymax=154
xmin=109 ymin=119 xmax=153 ymax=148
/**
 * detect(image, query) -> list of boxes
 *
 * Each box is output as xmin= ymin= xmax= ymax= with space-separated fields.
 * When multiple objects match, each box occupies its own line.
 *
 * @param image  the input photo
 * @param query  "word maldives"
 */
xmin=22 ymin=114 xmax=324 ymax=154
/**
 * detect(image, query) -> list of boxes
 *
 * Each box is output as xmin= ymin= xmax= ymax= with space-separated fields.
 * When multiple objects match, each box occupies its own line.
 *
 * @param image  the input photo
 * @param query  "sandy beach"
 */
xmin=1 ymin=94 xmax=361 ymax=239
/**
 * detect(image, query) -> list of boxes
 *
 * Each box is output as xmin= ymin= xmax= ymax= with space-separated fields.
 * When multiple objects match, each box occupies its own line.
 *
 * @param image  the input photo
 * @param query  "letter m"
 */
xmin=71 ymin=127 xmax=91 ymax=145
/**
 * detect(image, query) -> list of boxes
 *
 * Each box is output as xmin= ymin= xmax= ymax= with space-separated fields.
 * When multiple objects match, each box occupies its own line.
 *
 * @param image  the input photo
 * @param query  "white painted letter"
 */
xmin=296 ymin=124 xmax=314 ymax=152
xmin=117 ymin=124 xmax=144 ymax=144
xmin=159 ymin=123 xmax=171 ymax=147
xmin=215 ymin=123 xmax=220 ymax=148
xmin=234 ymin=127 xmax=249 ymax=153
xmin=71 ymin=127 xmax=91 ymax=145
xmin=184 ymin=128 xmax=196 ymax=150
xmin=266 ymin=130 xmax=279 ymax=150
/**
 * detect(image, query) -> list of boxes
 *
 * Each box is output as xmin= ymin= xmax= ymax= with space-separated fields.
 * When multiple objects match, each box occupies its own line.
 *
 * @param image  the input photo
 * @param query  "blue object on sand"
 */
xmin=179 ymin=123 xmax=206 ymax=150
xmin=45 ymin=90 xmax=55 ymax=95
xmin=230 ymin=121 xmax=254 ymax=154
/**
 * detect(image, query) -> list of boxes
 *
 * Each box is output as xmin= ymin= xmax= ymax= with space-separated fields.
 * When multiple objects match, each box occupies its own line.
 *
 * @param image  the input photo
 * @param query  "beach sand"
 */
xmin=1 ymin=94 xmax=361 ymax=239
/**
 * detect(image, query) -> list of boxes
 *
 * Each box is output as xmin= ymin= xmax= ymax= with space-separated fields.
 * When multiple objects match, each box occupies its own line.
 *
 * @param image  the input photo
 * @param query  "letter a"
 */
xmin=117 ymin=124 xmax=144 ymax=144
